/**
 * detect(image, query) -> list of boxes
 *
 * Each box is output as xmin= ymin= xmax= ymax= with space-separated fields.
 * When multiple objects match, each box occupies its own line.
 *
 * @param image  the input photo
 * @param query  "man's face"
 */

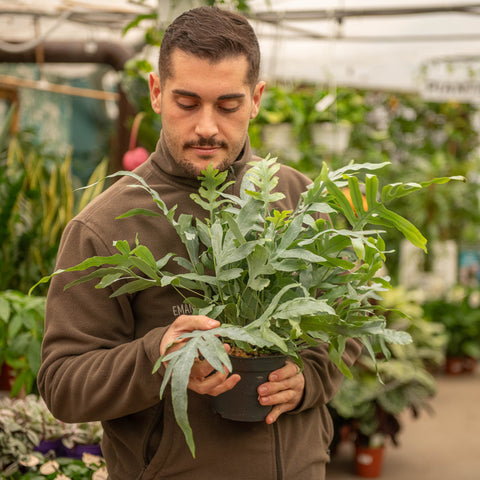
xmin=149 ymin=49 xmax=265 ymax=177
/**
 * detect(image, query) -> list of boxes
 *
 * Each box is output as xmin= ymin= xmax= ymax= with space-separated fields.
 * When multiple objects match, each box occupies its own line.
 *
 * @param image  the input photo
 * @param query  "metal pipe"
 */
xmin=0 ymin=40 xmax=136 ymax=172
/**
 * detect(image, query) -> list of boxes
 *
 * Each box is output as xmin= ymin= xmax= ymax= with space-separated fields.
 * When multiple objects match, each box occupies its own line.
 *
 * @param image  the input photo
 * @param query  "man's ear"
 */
xmin=250 ymin=81 xmax=266 ymax=119
xmin=149 ymin=73 xmax=162 ymax=114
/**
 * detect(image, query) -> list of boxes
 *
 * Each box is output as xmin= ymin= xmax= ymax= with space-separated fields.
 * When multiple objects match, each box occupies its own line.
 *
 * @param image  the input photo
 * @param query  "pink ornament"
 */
xmin=123 ymin=146 xmax=149 ymax=170
xmin=122 ymin=112 xmax=149 ymax=171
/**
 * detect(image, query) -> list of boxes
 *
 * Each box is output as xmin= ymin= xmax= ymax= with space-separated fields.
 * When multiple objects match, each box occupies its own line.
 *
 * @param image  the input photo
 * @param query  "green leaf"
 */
xmin=224 ymin=211 xmax=246 ymax=244
xmin=373 ymin=205 xmax=428 ymax=252
xmin=277 ymin=214 xmax=303 ymax=251
xmin=168 ymin=344 xmax=198 ymax=457
xmin=279 ymin=248 xmax=326 ymax=263
xmin=259 ymin=323 xmax=289 ymax=352
xmin=381 ymin=176 xmax=465 ymax=203
xmin=30 ymin=252 xmax=133 ymax=294
xmin=328 ymin=337 xmax=352 ymax=378
xmin=175 ymin=214 xmax=199 ymax=265
xmin=347 ymin=176 xmax=367 ymax=216
xmin=26 ymin=339 xmax=41 ymax=374
xmin=122 ymin=13 xmax=157 ymax=35
xmin=113 ymin=239 xmax=132 ymax=256
xmin=191 ymin=164 xmax=233 ymax=221
xmin=217 ymin=268 xmax=243 ymax=282
xmin=116 ymin=208 xmax=161 ymax=219
xmin=249 ymin=284 xmax=301 ymax=328
xmin=244 ymin=156 xmax=284 ymax=206
xmin=247 ymin=245 xmax=275 ymax=290
xmin=235 ymin=198 xmax=263 ymax=236
xmin=273 ymin=297 xmax=335 ymax=319
xmin=96 ymin=273 xmax=125 ymax=288
xmin=130 ymin=255 xmax=160 ymax=280
xmin=64 ymin=267 xmax=132 ymax=290
xmin=216 ymin=240 xmax=257 ymax=269
xmin=328 ymin=161 xmax=390 ymax=181
xmin=0 ymin=296 xmax=11 ymax=322
xmin=325 ymin=179 xmax=358 ymax=226
xmin=197 ymin=334 xmax=230 ymax=372
xmin=110 ymin=278 xmax=157 ymax=296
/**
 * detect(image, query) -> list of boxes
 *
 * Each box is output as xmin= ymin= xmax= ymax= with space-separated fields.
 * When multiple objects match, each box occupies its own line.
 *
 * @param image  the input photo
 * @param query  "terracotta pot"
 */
xmin=212 ymin=354 xmax=286 ymax=422
xmin=445 ymin=356 xmax=477 ymax=375
xmin=445 ymin=356 xmax=465 ymax=375
xmin=462 ymin=356 xmax=478 ymax=373
xmin=355 ymin=445 xmax=385 ymax=478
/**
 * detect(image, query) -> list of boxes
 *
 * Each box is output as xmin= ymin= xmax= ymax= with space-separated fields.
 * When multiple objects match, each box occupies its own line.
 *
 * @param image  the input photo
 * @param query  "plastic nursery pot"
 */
xmin=64 ymin=443 xmax=103 ymax=459
xmin=212 ymin=354 xmax=287 ymax=422
xmin=354 ymin=445 xmax=385 ymax=478
xmin=34 ymin=439 xmax=64 ymax=457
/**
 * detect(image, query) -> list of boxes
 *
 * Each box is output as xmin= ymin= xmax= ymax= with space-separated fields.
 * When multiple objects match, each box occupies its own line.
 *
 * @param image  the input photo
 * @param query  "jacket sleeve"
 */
xmin=289 ymin=338 xmax=363 ymax=414
xmin=38 ymin=219 xmax=166 ymax=423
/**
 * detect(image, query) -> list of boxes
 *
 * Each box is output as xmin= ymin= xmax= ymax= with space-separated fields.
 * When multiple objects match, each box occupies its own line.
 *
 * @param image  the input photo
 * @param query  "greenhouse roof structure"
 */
xmin=1 ymin=0 xmax=480 ymax=100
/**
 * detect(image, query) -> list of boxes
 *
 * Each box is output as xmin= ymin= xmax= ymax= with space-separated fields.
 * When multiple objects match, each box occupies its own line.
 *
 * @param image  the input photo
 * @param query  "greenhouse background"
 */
xmin=1 ymin=1 xmax=479 ymax=479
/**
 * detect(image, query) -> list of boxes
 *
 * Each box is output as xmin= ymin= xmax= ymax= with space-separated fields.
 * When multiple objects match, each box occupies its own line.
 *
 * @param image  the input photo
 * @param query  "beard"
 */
xmin=176 ymin=154 xmax=233 ymax=179
xmin=178 ymin=137 xmax=241 ymax=179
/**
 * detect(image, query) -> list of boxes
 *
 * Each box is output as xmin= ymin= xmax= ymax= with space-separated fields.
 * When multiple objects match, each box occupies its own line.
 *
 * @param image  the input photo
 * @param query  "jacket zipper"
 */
xmin=142 ymin=403 xmax=164 ymax=466
xmin=273 ymin=422 xmax=283 ymax=480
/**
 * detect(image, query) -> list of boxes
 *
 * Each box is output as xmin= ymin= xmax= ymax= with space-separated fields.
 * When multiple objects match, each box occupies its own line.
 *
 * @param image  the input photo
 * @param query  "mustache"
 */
xmin=184 ymin=137 xmax=227 ymax=149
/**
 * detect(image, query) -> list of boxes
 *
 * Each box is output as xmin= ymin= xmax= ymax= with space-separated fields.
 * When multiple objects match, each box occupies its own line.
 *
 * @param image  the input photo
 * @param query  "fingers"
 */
xmin=257 ymin=361 xmax=305 ymax=424
xmin=160 ymin=315 xmax=220 ymax=356
xmin=172 ymin=314 xmax=220 ymax=333
xmin=189 ymin=371 xmax=241 ymax=396
xmin=158 ymin=315 xmax=241 ymax=397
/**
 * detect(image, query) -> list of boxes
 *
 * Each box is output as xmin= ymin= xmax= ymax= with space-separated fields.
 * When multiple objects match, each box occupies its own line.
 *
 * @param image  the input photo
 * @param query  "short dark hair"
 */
xmin=159 ymin=6 xmax=260 ymax=88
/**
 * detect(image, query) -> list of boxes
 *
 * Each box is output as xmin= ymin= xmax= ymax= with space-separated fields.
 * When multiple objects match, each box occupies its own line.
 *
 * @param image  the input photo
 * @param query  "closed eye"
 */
xmin=177 ymin=102 xmax=197 ymax=110
xmin=219 ymin=104 xmax=240 ymax=113
xmin=218 ymin=99 xmax=242 ymax=113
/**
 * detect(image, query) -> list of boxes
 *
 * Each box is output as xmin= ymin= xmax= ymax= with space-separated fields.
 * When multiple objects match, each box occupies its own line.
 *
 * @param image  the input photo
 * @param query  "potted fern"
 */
xmin=32 ymin=156 xmax=462 ymax=457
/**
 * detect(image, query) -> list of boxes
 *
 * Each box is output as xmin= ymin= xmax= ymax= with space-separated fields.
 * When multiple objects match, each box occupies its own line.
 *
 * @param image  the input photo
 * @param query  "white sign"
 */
xmin=420 ymin=78 xmax=480 ymax=103
xmin=418 ymin=58 xmax=480 ymax=103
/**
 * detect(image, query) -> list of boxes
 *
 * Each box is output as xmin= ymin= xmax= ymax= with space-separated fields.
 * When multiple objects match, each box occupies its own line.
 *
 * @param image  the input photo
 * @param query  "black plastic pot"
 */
xmin=212 ymin=354 xmax=287 ymax=422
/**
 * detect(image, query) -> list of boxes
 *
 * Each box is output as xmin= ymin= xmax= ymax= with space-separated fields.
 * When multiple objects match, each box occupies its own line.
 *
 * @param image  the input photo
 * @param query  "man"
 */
xmin=39 ymin=6 xmax=361 ymax=479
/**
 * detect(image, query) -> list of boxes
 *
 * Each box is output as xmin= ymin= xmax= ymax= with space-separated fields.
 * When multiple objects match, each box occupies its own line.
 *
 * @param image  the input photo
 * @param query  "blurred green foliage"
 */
xmin=0 ymin=105 xmax=108 ymax=295
xmin=0 ymin=290 xmax=45 ymax=396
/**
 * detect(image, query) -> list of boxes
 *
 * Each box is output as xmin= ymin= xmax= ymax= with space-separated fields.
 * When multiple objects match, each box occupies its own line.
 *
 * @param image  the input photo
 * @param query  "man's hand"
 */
xmin=257 ymin=361 xmax=305 ymax=424
xmin=160 ymin=315 xmax=240 ymax=397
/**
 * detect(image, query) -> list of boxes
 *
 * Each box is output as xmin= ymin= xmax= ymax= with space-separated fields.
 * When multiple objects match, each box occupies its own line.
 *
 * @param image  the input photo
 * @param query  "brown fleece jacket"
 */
xmin=38 ymin=133 xmax=361 ymax=480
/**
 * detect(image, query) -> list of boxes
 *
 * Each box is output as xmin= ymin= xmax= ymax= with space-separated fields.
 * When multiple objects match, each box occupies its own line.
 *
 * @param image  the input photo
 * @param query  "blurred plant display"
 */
xmin=329 ymin=288 xmax=439 ymax=449
xmin=248 ymin=86 xmax=479 ymax=281
xmin=422 ymin=285 xmax=480 ymax=360
xmin=349 ymin=95 xmax=480 ymax=277
xmin=329 ymin=356 xmax=436 ymax=449
xmin=379 ymin=286 xmax=447 ymax=371
xmin=0 ymin=290 xmax=46 ymax=396
xmin=0 ymin=105 xmax=108 ymax=295
xmin=0 ymin=395 xmax=104 ymax=479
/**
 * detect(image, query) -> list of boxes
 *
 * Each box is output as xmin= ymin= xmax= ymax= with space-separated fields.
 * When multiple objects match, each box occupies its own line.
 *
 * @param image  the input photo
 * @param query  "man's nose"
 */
xmin=195 ymin=107 xmax=219 ymax=138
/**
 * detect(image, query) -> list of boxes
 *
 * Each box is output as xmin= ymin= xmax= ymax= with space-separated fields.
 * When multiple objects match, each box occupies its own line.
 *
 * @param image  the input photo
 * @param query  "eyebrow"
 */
xmin=172 ymin=89 xmax=246 ymax=101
